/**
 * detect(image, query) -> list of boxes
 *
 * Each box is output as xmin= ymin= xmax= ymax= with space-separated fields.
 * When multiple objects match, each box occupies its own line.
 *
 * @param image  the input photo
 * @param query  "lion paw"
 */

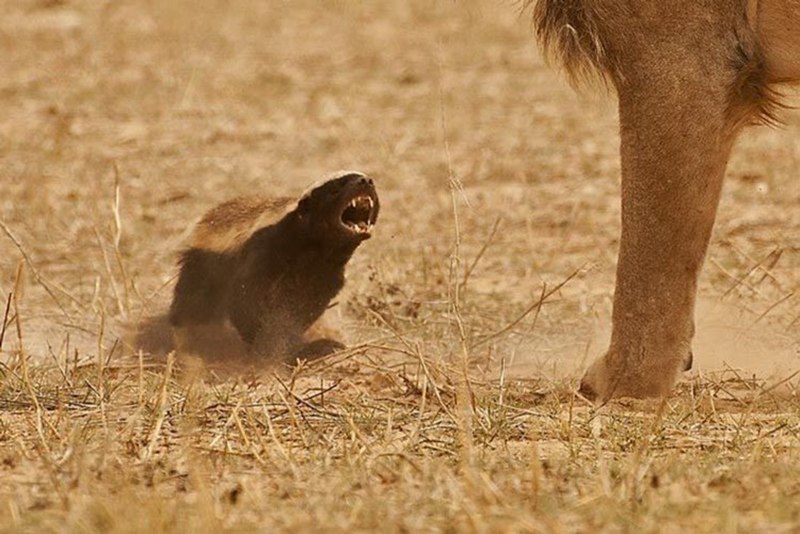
xmin=578 ymin=349 xmax=686 ymax=401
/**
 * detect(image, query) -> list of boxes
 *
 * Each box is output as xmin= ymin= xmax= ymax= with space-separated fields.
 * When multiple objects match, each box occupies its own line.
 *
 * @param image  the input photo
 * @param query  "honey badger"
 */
xmin=168 ymin=171 xmax=379 ymax=361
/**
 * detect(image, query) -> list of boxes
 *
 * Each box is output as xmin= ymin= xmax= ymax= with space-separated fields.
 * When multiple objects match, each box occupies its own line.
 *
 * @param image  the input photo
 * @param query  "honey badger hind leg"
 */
xmin=169 ymin=248 xmax=234 ymax=354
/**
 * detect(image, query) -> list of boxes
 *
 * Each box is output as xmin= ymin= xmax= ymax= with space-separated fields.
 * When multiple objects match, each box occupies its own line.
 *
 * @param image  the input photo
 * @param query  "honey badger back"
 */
xmin=169 ymin=172 xmax=379 ymax=361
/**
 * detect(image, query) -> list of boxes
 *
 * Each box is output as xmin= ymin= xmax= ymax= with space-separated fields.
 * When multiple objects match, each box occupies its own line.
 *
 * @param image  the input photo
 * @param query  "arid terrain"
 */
xmin=1 ymin=0 xmax=799 ymax=531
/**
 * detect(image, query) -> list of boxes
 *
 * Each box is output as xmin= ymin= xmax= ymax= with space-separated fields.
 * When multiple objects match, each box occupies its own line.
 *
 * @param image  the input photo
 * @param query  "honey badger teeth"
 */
xmin=347 ymin=196 xmax=373 ymax=210
xmin=341 ymin=195 xmax=375 ymax=234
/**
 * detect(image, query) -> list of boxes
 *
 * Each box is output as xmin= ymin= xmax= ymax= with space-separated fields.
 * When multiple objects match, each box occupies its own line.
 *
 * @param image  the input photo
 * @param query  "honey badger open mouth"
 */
xmin=340 ymin=194 xmax=376 ymax=235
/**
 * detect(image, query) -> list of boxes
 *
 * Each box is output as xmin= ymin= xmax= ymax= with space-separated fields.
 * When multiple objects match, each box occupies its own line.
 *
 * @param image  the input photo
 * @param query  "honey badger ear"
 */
xmin=294 ymin=182 xmax=320 ymax=217
xmin=295 ymin=193 xmax=312 ymax=218
xmin=296 ymin=192 xmax=310 ymax=210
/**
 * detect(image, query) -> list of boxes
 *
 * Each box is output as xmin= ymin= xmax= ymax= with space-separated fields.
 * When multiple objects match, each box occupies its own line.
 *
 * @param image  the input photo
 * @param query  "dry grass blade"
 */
xmin=111 ymin=164 xmax=132 ymax=315
xmin=0 ymin=290 xmax=12 ymax=352
xmin=94 ymin=227 xmax=127 ymax=319
xmin=722 ymin=246 xmax=782 ymax=298
xmin=14 ymin=263 xmax=40 ymax=413
xmin=141 ymin=351 xmax=176 ymax=460
xmin=471 ymin=265 xmax=584 ymax=349
xmin=0 ymin=219 xmax=78 ymax=319
xmin=741 ymin=291 xmax=795 ymax=334
xmin=460 ymin=216 xmax=502 ymax=294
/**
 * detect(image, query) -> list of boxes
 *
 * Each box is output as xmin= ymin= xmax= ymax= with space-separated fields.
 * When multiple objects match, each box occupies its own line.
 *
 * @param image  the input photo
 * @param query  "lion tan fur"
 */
xmin=529 ymin=0 xmax=800 ymax=399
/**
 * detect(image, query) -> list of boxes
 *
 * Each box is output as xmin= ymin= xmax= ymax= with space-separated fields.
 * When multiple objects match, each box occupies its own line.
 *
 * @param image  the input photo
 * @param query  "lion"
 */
xmin=530 ymin=0 xmax=800 ymax=400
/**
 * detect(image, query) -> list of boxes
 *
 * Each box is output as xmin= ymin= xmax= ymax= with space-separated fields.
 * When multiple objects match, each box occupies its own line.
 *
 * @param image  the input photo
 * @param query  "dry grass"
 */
xmin=1 ymin=0 xmax=799 ymax=531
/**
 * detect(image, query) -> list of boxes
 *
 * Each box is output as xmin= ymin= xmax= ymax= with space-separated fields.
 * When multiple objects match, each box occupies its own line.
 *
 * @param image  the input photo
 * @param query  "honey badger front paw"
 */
xmin=293 ymin=338 xmax=346 ymax=361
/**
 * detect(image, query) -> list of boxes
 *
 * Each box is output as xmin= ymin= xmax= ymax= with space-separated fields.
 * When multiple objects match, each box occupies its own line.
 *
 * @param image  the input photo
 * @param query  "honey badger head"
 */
xmin=294 ymin=171 xmax=379 ymax=244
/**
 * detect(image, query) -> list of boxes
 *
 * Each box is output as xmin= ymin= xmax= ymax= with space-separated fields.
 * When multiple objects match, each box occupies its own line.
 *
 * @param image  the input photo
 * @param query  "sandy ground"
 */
xmin=1 ymin=2 xmax=800 ymax=531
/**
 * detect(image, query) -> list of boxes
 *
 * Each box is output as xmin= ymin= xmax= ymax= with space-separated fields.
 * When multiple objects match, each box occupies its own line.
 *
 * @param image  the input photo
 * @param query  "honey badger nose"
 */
xmin=359 ymin=176 xmax=373 ymax=186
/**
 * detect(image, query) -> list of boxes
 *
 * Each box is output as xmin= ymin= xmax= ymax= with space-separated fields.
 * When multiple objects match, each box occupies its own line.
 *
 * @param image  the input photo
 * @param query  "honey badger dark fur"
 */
xmin=168 ymin=171 xmax=379 ymax=361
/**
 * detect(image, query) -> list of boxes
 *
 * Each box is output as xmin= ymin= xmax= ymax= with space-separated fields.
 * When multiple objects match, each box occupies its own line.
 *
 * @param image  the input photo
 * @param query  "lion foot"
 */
xmin=578 ymin=348 xmax=692 ymax=401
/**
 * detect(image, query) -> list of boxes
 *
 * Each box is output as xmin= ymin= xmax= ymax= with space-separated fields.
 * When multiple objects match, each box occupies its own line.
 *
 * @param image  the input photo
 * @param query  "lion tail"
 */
xmin=528 ymin=0 xmax=618 ymax=87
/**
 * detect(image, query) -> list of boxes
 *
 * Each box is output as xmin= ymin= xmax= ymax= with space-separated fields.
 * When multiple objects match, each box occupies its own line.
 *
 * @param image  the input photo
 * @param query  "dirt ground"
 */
xmin=1 ymin=0 xmax=799 ymax=532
